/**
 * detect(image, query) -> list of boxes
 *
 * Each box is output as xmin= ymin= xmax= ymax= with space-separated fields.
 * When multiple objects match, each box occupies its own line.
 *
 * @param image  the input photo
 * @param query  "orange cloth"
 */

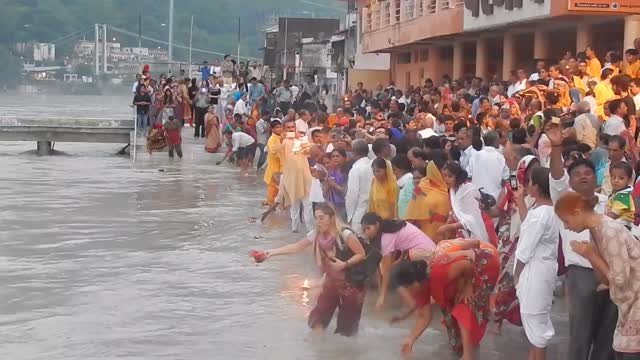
xmin=405 ymin=161 xmax=451 ymax=238
xmin=266 ymin=182 xmax=279 ymax=205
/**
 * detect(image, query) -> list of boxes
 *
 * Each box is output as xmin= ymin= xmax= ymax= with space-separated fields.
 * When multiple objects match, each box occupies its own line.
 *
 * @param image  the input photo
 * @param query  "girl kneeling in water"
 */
xmin=253 ymin=202 xmax=366 ymax=336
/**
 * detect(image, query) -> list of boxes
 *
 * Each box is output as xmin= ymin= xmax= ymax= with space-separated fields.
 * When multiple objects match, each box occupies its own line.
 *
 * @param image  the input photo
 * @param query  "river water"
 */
xmin=0 ymin=94 xmax=568 ymax=359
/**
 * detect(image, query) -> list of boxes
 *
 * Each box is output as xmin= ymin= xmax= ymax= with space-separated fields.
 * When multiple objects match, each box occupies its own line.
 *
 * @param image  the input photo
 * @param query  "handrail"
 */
xmin=363 ymin=0 xmax=463 ymax=32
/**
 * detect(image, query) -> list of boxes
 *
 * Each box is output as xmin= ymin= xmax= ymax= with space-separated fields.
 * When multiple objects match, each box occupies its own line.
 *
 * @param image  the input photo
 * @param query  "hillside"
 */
xmin=0 ymin=0 xmax=347 ymax=60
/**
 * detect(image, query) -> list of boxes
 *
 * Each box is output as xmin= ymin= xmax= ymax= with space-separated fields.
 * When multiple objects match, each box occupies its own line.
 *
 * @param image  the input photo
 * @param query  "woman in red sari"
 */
xmin=391 ymin=239 xmax=500 ymax=360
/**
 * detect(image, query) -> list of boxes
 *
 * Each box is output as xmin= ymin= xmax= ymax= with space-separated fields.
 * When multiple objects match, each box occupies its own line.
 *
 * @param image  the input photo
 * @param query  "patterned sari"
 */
xmin=429 ymin=240 xmax=500 ymax=353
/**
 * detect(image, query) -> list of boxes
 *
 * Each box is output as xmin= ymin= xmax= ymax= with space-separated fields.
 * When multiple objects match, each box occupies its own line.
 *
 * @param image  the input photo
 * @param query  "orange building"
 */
xmin=360 ymin=0 xmax=640 ymax=89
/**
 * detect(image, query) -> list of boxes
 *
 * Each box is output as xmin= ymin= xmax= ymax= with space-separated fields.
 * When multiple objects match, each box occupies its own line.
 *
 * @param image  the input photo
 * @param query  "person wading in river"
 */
xmin=252 ymin=202 xmax=366 ymax=337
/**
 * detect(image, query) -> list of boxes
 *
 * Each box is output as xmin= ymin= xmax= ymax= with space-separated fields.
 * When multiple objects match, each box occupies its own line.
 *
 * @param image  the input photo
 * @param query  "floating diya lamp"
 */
xmin=301 ymin=279 xmax=310 ymax=290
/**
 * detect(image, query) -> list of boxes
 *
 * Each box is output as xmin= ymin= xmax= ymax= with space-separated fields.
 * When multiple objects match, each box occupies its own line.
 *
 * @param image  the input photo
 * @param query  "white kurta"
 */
xmin=515 ymin=204 xmax=561 ymax=347
xmin=345 ymin=157 xmax=373 ymax=233
xmin=515 ymin=204 xmax=561 ymax=315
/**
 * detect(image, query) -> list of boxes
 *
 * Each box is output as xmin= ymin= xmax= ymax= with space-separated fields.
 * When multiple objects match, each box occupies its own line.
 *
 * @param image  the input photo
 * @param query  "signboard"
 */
xmin=569 ymin=0 xmax=640 ymax=12
xmin=463 ymin=0 xmax=551 ymax=31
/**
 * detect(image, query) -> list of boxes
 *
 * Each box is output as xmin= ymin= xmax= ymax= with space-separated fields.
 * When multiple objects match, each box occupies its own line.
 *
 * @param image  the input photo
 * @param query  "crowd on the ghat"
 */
xmin=133 ymin=40 xmax=640 ymax=360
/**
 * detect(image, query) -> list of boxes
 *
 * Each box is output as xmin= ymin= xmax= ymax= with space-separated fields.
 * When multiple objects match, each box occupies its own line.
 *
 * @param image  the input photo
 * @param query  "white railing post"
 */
xmin=132 ymin=106 xmax=137 ymax=162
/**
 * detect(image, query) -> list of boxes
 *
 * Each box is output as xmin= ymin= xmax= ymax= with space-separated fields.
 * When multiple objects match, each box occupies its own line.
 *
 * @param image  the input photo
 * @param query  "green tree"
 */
xmin=0 ymin=45 xmax=21 ymax=88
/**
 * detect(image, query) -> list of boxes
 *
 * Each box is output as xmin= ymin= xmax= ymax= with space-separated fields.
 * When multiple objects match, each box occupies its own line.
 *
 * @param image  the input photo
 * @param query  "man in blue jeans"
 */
xmin=133 ymin=84 xmax=152 ymax=132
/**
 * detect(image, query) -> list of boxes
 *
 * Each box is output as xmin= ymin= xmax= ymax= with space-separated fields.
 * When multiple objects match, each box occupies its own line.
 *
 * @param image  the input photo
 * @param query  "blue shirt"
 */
xmin=200 ymin=66 xmax=210 ymax=81
xmin=249 ymin=83 xmax=265 ymax=105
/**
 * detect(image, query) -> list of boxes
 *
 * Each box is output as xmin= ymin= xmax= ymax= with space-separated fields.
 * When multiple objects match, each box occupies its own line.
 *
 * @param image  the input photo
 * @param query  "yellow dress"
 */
xmin=263 ymin=134 xmax=283 ymax=205
xmin=572 ymin=75 xmax=588 ymax=96
xmin=367 ymin=160 xmax=399 ymax=219
xmin=623 ymin=61 xmax=640 ymax=78
xmin=594 ymin=81 xmax=615 ymax=120
xmin=587 ymin=57 xmax=602 ymax=79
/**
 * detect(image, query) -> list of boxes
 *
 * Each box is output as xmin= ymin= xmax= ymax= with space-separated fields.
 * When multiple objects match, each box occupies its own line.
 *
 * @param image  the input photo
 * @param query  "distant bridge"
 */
xmin=0 ymin=117 xmax=134 ymax=155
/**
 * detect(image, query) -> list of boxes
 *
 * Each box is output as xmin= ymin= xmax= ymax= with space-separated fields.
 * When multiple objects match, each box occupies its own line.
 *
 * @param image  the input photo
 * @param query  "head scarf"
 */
xmin=516 ymin=155 xmax=538 ymax=185
xmin=404 ymin=161 xmax=451 ymax=238
xmin=368 ymin=160 xmax=399 ymax=220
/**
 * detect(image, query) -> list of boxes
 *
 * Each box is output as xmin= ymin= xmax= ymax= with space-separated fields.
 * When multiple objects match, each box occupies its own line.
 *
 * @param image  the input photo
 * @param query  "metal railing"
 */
xmin=363 ymin=0 xmax=463 ymax=32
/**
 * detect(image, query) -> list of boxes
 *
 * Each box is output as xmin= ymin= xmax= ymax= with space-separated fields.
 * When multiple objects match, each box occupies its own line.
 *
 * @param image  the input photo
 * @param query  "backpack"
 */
xmin=334 ymin=227 xmax=382 ymax=285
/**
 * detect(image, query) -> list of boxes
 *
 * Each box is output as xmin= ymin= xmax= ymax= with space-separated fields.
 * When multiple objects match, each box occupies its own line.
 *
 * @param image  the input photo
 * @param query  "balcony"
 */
xmin=361 ymin=0 xmax=464 ymax=53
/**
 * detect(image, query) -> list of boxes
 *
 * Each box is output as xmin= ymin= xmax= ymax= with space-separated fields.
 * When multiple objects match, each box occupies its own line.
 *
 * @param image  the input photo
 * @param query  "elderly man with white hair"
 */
xmin=417 ymin=114 xmax=437 ymax=139
xmin=573 ymin=101 xmax=599 ymax=148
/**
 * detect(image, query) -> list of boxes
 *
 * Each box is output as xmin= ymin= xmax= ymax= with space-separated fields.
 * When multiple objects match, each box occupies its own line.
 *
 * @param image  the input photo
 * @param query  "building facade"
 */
xmin=361 ymin=0 xmax=640 ymax=89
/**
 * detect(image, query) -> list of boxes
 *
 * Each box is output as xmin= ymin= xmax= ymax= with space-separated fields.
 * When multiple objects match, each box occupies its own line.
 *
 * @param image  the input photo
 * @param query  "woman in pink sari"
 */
xmin=204 ymin=106 xmax=221 ymax=153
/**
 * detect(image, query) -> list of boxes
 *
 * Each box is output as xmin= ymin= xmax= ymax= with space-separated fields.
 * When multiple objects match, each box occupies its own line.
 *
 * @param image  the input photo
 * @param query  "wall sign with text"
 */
xmin=569 ymin=0 xmax=640 ymax=12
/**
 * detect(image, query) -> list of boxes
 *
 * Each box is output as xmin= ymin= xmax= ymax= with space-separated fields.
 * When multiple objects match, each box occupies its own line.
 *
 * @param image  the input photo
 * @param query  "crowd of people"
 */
xmin=132 ymin=41 xmax=640 ymax=359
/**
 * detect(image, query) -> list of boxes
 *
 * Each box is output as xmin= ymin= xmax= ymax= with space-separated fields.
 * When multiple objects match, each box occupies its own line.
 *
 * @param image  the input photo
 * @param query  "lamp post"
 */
xmin=168 ymin=0 xmax=174 ymax=74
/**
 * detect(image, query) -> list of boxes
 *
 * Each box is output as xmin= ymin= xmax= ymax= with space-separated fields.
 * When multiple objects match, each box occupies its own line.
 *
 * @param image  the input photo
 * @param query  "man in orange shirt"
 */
xmin=586 ymin=46 xmax=602 ymax=79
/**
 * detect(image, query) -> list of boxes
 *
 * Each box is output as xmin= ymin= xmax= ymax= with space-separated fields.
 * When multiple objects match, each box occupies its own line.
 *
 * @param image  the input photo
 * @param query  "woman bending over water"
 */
xmin=391 ymin=239 xmax=499 ymax=360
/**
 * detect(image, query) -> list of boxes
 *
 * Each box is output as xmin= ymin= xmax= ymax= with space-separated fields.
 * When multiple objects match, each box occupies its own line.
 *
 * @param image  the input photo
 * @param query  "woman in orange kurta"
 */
xmin=391 ymin=239 xmax=500 ymax=360
xmin=404 ymin=159 xmax=451 ymax=239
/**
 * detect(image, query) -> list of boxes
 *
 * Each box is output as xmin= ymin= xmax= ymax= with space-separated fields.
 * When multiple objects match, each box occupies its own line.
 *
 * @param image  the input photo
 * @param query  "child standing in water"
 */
xmin=163 ymin=116 xmax=183 ymax=159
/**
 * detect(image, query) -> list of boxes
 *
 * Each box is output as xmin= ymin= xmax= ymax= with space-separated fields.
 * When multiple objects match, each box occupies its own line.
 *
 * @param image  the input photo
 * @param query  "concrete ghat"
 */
xmin=0 ymin=116 xmax=134 ymax=155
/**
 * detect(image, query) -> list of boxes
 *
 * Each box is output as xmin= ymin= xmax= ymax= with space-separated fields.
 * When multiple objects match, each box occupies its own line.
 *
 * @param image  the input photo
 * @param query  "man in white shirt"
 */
xmin=255 ymin=110 xmax=271 ymax=170
xmin=507 ymin=68 xmax=528 ymax=97
xmin=468 ymin=131 xmax=509 ymax=200
xmin=345 ymin=140 xmax=373 ymax=234
xmin=219 ymin=129 xmax=256 ymax=174
xmin=274 ymin=80 xmax=293 ymax=112
xmin=417 ymin=115 xmax=437 ymax=140
xmin=603 ymin=99 xmax=627 ymax=136
xmin=455 ymin=125 xmax=477 ymax=173
xmin=132 ymin=73 xmax=142 ymax=93
xmin=546 ymin=125 xmax=616 ymax=360
xmin=629 ymin=77 xmax=640 ymax=116
xmin=295 ymin=110 xmax=311 ymax=134
xmin=233 ymin=92 xmax=250 ymax=121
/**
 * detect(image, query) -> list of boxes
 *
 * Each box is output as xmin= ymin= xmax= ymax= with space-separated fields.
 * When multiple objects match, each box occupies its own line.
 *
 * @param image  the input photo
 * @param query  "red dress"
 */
xmin=414 ymin=241 xmax=500 ymax=353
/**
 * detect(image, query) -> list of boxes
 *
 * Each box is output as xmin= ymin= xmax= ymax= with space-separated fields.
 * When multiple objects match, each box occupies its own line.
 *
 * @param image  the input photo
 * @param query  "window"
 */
xmin=397 ymin=52 xmax=412 ymax=64
xmin=405 ymin=71 xmax=411 ymax=87
xmin=404 ymin=0 xmax=415 ymax=19
xmin=420 ymin=49 xmax=429 ymax=62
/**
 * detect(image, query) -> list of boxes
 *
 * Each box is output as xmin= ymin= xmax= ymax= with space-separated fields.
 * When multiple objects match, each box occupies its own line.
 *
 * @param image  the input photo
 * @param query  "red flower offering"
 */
xmin=249 ymin=250 xmax=267 ymax=263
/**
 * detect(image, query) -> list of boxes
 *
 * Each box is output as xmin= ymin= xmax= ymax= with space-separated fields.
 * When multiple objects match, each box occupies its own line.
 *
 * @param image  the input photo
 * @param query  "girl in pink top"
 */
xmin=361 ymin=212 xmax=436 ymax=311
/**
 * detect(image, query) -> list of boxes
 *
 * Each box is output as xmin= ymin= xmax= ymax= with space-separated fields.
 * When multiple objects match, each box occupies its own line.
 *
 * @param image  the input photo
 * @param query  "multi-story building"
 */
xmin=15 ymin=42 xmax=56 ymax=62
xmin=361 ymin=0 xmax=640 ymax=89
